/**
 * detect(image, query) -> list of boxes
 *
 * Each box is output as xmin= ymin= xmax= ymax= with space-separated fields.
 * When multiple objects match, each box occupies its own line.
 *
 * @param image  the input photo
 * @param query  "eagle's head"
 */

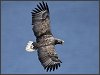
xmin=55 ymin=38 xmax=64 ymax=45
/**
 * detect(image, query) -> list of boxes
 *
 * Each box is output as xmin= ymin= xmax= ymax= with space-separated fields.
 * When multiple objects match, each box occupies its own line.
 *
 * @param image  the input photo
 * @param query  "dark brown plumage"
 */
xmin=31 ymin=1 xmax=64 ymax=72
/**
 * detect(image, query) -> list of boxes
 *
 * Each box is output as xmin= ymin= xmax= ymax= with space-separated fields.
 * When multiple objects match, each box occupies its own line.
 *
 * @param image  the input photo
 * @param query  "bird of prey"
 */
xmin=25 ymin=1 xmax=64 ymax=72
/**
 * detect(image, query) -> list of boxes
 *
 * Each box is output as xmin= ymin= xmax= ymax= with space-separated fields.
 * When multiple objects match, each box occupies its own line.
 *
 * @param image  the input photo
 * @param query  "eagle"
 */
xmin=25 ymin=1 xmax=64 ymax=72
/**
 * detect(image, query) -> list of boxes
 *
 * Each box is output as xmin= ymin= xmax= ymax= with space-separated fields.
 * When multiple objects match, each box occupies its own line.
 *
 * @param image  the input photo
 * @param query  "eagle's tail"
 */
xmin=25 ymin=41 xmax=36 ymax=52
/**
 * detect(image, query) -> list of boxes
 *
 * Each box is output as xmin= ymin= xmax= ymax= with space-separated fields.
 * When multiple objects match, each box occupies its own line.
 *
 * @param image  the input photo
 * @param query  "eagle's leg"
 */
xmin=25 ymin=41 xmax=38 ymax=52
xmin=54 ymin=38 xmax=64 ymax=45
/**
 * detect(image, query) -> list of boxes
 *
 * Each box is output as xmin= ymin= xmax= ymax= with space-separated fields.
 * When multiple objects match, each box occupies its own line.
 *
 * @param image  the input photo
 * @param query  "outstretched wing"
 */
xmin=31 ymin=1 xmax=52 ymax=38
xmin=37 ymin=45 xmax=62 ymax=72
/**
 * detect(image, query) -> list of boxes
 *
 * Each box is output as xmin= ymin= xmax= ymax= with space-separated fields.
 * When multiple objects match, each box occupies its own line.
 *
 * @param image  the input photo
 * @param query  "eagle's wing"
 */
xmin=37 ymin=45 xmax=62 ymax=72
xmin=32 ymin=1 xmax=52 ymax=38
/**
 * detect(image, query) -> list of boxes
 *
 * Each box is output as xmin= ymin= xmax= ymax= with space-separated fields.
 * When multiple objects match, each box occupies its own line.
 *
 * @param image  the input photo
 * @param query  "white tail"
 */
xmin=25 ymin=41 xmax=36 ymax=52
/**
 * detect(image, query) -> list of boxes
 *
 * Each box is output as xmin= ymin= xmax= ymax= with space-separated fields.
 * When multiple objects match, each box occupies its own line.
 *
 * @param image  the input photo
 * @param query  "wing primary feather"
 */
xmin=39 ymin=2 xmax=44 ymax=10
xmin=50 ymin=65 xmax=53 ymax=72
xmin=58 ymin=63 xmax=60 ymax=67
xmin=44 ymin=66 xmax=47 ymax=70
xmin=60 ymin=60 xmax=62 ymax=63
xmin=35 ymin=8 xmax=41 ymax=12
xmin=32 ymin=10 xmax=38 ymax=13
xmin=55 ymin=64 xmax=58 ymax=69
xmin=46 ymin=66 xmax=50 ymax=72
xmin=53 ymin=64 xmax=56 ymax=71
xmin=46 ymin=2 xmax=49 ymax=13
xmin=42 ymin=1 xmax=46 ymax=10
xmin=31 ymin=12 xmax=35 ymax=14
xmin=37 ymin=4 xmax=43 ymax=11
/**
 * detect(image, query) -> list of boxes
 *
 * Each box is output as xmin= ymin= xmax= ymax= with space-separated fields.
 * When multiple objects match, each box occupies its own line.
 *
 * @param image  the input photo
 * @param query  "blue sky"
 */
xmin=1 ymin=1 xmax=99 ymax=74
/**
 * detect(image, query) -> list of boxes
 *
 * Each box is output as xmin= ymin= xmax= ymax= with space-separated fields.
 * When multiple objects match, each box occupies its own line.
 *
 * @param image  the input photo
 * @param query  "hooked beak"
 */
xmin=61 ymin=40 xmax=64 ymax=45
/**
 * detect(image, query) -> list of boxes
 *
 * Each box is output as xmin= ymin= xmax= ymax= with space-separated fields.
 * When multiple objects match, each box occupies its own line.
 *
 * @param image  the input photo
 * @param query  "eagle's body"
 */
xmin=26 ymin=1 xmax=64 ymax=72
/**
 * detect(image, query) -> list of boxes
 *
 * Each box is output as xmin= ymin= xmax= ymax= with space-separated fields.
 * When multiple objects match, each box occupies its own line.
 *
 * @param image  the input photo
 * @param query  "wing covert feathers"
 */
xmin=38 ymin=45 xmax=62 ymax=72
xmin=31 ymin=1 xmax=52 ymax=38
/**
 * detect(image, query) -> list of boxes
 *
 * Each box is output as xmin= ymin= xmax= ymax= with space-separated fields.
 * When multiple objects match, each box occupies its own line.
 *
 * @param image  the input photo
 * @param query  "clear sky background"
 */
xmin=1 ymin=1 xmax=99 ymax=74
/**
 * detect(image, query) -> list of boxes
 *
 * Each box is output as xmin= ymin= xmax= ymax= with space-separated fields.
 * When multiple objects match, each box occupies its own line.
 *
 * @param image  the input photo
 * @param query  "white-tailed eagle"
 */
xmin=26 ymin=1 xmax=64 ymax=72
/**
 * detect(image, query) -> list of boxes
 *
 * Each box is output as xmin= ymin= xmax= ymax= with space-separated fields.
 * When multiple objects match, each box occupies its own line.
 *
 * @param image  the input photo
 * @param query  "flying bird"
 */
xmin=26 ymin=1 xmax=64 ymax=72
